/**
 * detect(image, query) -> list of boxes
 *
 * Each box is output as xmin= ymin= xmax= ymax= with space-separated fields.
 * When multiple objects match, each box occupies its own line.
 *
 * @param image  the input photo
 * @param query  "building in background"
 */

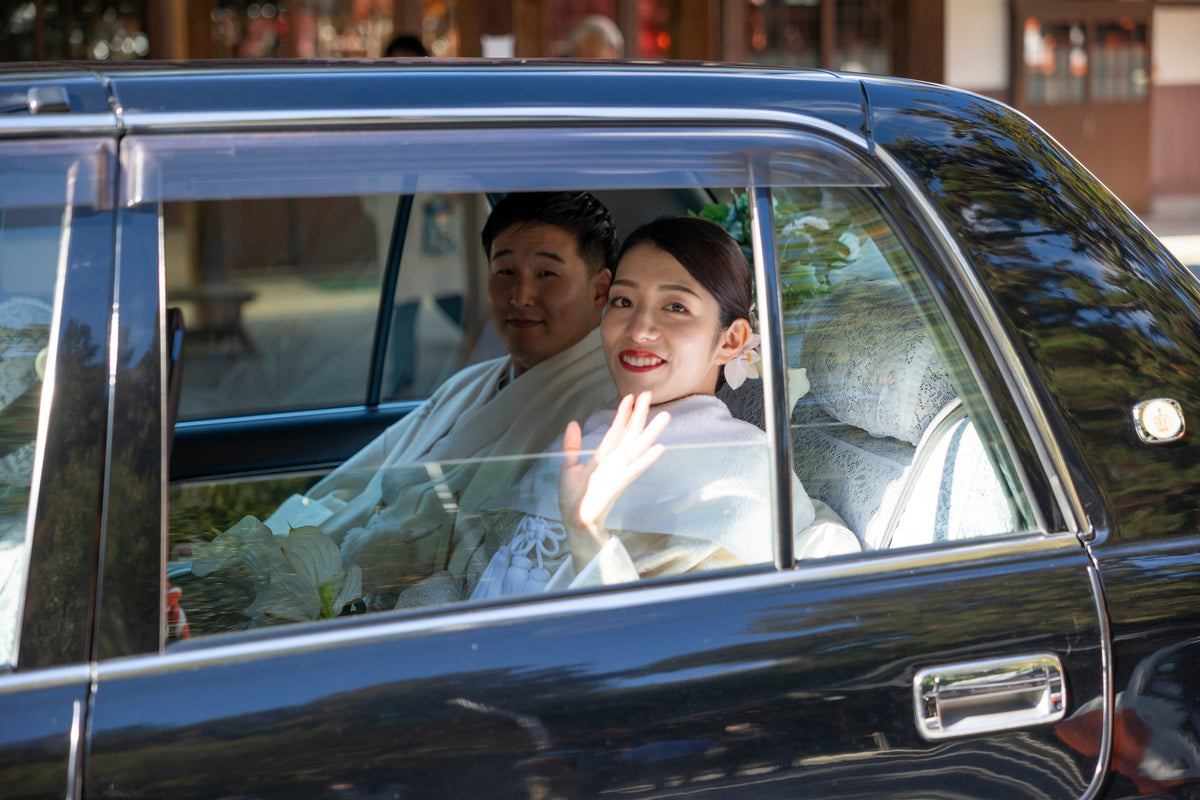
xmin=2 ymin=0 xmax=1197 ymax=209
xmin=945 ymin=0 xmax=1198 ymax=216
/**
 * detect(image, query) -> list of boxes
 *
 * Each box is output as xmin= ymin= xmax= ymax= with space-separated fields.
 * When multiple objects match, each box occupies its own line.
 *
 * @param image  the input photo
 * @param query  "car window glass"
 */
xmin=771 ymin=186 xmax=1037 ymax=553
xmin=167 ymin=195 xmax=390 ymax=419
xmin=172 ymin=434 xmax=772 ymax=633
xmin=125 ymin=128 xmax=882 ymax=204
xmin=380 ymin=193 xmax=487 ymax=401
xmin=0 ymin=206 xmax=61 ymax=666
xmin=160 ymin=125 xmax=884 ymax=642
xmin=168 ymin=185 xmax=783 ymax=638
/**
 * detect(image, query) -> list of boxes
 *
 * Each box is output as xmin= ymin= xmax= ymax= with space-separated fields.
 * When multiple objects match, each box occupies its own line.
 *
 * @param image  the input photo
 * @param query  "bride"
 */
xmin=394 ymin=215 xmax=856 ymax=607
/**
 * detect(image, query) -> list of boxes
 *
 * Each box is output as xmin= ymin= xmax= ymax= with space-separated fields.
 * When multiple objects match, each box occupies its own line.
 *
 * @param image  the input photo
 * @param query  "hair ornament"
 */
xmin=724 ymin=333 xmax=762 ymax=390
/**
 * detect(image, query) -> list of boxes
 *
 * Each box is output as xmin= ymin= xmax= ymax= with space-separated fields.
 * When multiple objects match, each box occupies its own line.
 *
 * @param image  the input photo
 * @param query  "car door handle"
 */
xmin=913 ymin=654 xmax=1066 ymax=740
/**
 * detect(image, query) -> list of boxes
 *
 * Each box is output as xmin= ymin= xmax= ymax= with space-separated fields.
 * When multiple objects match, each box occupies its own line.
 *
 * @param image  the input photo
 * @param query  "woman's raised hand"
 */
xmin=558 ymin=392 xmax=670 ymax=569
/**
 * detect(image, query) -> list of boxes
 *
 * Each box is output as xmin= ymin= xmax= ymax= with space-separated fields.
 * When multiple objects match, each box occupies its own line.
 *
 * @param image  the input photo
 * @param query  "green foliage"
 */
xmin=692 ymin=189 xmax=854 ymax=312
xmin=693 ymin=192 xmax=752 ymax=259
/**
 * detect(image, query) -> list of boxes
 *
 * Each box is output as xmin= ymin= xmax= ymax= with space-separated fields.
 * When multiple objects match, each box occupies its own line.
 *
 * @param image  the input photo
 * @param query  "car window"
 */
xmin=164 ymin=190 xmax=484 ymax=419
xmin=379 ymin=192 xmax=489 ymax=401
xmin=167 ymin=187 xmax=780 ymax=637
xmin=157 ymin=125 xmax=1037 ymax=643
xmin=166 ymin=196 xmax=370 ymax=418
xmin=768 ymin=186 xmax=1037 ymax=552
xmin=0 ymin=205 xmax=64 ymax=665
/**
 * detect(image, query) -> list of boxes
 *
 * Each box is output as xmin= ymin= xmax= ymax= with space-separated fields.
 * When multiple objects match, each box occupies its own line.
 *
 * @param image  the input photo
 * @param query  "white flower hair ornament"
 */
xmin=724 ymin=333 xmax=762 ymax=390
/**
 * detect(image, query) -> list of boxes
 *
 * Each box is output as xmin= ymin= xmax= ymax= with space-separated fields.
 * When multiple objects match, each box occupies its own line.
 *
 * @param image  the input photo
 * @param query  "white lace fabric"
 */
xmin=791 ymin=403 xmax=914 ymax=538
xmin=800 ymin=280 xmax=955 ymax=446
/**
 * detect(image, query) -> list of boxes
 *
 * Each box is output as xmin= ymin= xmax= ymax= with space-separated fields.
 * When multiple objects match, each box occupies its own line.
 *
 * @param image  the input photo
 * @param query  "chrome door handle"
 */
xmin=913 ymin=654 xmax=1066 ymax=740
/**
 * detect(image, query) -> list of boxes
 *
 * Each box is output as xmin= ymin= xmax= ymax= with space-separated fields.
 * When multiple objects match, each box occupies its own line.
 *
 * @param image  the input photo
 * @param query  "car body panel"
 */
xmin=0 ymin=667 xmax=87 ymax=800
xmin=87 ymin=537 xmax=1101 ymax=800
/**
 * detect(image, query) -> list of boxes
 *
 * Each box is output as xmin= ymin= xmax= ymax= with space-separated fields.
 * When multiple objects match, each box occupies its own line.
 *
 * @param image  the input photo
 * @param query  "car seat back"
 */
xmin=790 ymin=279 xmax=1015 ymax=548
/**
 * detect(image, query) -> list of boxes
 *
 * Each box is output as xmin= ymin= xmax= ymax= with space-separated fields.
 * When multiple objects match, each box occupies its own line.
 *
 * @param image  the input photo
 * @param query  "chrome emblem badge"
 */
xmin=1132 ymin=398 xmax=1185 ymax=444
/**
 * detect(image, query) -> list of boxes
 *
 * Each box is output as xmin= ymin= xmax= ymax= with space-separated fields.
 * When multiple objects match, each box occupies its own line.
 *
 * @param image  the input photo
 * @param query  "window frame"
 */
xmin=9 ymin=137 xmax=117 ymax=670
xmin=97 ymin=111 xmax=1085 ymax=658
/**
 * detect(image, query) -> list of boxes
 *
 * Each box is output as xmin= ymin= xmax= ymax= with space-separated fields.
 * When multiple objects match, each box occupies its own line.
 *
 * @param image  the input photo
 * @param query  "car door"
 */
xmin=85 ymin=102 xmax=1106 ymax=800
xmin=0 ymin=129 xmax=116 ymax=799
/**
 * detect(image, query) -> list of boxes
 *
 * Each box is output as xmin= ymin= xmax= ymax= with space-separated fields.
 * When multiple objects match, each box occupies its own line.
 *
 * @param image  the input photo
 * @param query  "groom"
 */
xmin=265 ymin=192 xmax=619 ymax=600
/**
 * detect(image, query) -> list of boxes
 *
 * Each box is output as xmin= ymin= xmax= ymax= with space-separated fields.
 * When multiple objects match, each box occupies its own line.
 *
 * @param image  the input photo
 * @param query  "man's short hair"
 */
xmin=481 ymin=191 xmax=618 ymax=275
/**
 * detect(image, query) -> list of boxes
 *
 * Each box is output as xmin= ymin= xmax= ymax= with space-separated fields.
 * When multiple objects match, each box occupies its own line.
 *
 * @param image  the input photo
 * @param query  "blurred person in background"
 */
xmin=564 ymin=15 xmax=623 ymax=59
xmin=385 ymin=34 xmax=429 ymax=58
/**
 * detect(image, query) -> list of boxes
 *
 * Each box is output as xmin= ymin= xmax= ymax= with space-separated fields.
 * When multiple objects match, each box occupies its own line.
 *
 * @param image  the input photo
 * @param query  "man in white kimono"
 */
xmin=262 ymin=192 xmax=619 ymax=605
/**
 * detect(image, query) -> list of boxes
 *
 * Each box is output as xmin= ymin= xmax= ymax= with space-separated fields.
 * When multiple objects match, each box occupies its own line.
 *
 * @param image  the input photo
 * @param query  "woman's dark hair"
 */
xmin=617 ymin=216 xmax=753 ymax=329
xmin=481 ymin=191 xmax=619 ymax=275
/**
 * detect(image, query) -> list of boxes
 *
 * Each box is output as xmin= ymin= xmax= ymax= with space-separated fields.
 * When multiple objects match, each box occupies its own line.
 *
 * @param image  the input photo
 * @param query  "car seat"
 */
xmin=720 ymin=279 xmax=1017 ymax=549
xmin=790 ymin=280 xmax=1017 ymax=548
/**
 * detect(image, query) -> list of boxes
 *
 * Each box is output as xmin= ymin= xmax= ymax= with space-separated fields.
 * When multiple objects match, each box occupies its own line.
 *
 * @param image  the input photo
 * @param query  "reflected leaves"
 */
xmin=872 ymin=85 xmax=1200 ymax=543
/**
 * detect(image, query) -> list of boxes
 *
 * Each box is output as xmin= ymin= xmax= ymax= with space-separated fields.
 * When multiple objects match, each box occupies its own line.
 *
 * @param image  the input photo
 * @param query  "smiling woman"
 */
xmin=391 ymin=216 xmax=835 ymax=608
xmin=603 ymin=216 xmax=753 ymax=400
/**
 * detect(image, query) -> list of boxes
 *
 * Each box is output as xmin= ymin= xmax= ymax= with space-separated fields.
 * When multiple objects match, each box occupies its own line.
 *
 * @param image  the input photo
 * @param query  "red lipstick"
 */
xmin=618 ymin=349 xmax=665 ymax=373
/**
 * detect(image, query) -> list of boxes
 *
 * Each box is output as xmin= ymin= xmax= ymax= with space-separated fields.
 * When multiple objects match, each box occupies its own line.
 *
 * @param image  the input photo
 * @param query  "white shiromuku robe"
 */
xmin=263 ymin=327 xmax=615 ymax=604
xmin=395 ymin=393 xmax=858 ymax=609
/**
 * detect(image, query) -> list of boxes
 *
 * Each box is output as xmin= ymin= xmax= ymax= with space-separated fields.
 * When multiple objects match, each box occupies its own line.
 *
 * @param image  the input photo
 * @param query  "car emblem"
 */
xmin=1131 ymin=398 xmax=1186 ymax=444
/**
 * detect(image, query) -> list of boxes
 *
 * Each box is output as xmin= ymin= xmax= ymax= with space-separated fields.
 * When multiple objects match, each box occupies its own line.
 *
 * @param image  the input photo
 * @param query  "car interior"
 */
xmin=155 ymin=183 xmax=1032 ymax=636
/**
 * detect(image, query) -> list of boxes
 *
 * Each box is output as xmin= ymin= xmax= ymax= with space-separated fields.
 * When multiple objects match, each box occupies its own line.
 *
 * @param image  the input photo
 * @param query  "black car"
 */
xmin=1 ymin=60 xmax=1198 ymax=800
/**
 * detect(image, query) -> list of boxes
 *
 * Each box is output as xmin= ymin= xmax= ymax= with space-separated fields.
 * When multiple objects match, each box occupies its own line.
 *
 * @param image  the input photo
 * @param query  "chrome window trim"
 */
xmin=872 ymin=144 xmax=1087 ymax=539
xmin=0 ymin=138 xmax=116 ymax=211
xmin=141 ymin=105 xmax=1085 ymax=646
xmin=118 ymin=106 xmax=876 ymax=143
xmin=0 ymin=663 xmax=90 ymax=695
xmin=1080 ymin=558 xmax=1115 ymax=800
xmin=122 ymin=123 xmax=883 ymax=207
xmin=103 ymin=531 xmax=1082 ymax=680
xmin=0 ymin=114 xmax=119 ymax=138
xmin=9 ymin=195 xmax=80 ymax=669
xmin=748 ymin=184 xmax=793 ymax=568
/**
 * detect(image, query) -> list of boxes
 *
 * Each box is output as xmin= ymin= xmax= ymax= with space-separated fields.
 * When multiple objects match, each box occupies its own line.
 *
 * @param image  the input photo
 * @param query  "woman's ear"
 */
xmin=715 ymin=318 xmax=752 ymax=364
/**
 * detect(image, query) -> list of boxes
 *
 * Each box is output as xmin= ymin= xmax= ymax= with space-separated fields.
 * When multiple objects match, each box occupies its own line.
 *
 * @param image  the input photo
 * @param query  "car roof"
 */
xmin=0 ymin=59 xmax=891 ymax=135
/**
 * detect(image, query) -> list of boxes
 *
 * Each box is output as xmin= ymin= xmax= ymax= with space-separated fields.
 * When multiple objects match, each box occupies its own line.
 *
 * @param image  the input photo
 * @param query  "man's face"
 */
xmin=487 ymin=222 xmax=610 ymax=376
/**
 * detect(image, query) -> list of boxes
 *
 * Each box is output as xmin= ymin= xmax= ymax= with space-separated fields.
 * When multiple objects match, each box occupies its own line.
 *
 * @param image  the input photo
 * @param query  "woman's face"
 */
xmin=601 ymin=243 xmax=744 ymax=404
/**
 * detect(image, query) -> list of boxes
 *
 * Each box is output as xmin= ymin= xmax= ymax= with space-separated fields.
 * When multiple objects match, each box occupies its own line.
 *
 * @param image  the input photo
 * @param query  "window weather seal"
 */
xmin=367 ymin=194 xmax=414 ymax=407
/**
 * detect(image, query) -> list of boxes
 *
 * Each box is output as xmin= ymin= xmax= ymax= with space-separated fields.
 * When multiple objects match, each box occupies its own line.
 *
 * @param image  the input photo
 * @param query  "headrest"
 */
xmin=800 ymin=280 xmax=955 ymax=446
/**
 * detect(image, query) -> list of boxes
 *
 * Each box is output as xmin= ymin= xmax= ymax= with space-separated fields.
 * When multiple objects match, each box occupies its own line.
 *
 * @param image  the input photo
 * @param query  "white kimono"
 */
xmin=395 ymin=394 xmax=857 ymax=608
xmin=264 ymin=328 xmax=615 ymax=603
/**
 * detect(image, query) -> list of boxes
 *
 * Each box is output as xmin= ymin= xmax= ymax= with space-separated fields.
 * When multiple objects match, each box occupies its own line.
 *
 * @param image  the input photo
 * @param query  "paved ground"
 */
xmin=1141 ymin=194 xmax=1200 ymax=272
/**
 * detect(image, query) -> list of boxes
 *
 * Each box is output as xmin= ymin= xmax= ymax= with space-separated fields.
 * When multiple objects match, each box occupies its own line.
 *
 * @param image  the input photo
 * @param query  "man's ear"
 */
xmin=715 ymin=318 xmax=752 ymax=364
xmin=591 ymin=268 xmax=612 ymax=309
